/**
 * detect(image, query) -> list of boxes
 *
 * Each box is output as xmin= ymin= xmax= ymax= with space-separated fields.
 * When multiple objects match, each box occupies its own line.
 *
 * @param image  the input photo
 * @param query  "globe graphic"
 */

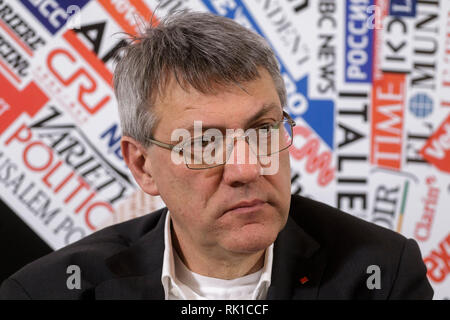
xmin=409 ymin=93 xmax=433 ymax=118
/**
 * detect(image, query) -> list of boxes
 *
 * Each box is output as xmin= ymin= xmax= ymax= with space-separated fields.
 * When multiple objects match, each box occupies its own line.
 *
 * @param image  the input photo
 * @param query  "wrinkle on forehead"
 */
xmin=152 ymin=68 xmax=280 ymax=134
xmin=155 ymin=72 xmax=254 ymax=108
xmin=153 ymin=67 xmax=274 ymax=114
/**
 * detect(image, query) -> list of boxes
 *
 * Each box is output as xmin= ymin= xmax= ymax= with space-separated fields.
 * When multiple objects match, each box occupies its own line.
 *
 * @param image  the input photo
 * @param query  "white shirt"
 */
xmin=161 ymin=211 xmax=273 ymax=300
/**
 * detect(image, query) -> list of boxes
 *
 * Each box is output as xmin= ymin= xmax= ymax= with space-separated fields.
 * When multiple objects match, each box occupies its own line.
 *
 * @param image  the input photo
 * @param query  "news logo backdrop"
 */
xmin=0 ymin=0 xmax=448 ymax=299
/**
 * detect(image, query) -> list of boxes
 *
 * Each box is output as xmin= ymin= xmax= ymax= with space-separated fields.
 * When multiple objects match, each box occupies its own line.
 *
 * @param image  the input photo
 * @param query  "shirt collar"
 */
xmin=161 ymin=211 xmax=178 ymax=299
xmin=161 ymin=211 xmax=273 ymax=300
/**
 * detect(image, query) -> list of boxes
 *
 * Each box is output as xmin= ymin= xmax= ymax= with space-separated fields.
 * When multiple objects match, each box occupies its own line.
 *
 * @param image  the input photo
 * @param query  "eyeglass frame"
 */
xmin=145 ymin=110 xmax=296 ymax=170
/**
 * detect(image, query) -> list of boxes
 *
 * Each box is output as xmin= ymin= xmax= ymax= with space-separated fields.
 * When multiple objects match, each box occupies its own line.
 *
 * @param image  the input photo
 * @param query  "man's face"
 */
xmin=144 ymin=68 xmax=291 ymax=256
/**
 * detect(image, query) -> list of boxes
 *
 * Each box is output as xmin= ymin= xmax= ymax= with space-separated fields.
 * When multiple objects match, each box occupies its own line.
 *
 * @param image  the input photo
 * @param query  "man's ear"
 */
xmin=121 ymin=136 xmax=160 ymax=196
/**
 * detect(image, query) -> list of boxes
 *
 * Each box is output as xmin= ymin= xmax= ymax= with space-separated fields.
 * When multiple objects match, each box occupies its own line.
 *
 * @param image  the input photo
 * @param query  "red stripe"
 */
xmin=98 ymin=0 xmax=158 ymax=35
xmin=0 ymin=59 xmax=21 ymax=84
xmin=62 ymin=30 xmax=113 ymax=87
xmin=0 ymin=19 xmax=33 ymax=57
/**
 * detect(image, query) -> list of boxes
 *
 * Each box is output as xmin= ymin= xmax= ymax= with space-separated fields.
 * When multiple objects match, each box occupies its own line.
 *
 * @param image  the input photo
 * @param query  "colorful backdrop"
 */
xmin=0 ymin=0 xmax=448 ymax=299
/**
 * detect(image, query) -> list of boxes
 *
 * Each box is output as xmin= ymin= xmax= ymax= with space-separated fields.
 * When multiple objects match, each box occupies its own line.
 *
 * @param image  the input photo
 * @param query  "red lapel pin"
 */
xmin=299 ymin=276 xmax=309 ymax=285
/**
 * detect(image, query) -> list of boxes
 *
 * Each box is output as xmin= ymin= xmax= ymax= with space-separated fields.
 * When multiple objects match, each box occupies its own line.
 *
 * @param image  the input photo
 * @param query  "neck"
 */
xmin=171 ymin=224 xmax=266 ymax=280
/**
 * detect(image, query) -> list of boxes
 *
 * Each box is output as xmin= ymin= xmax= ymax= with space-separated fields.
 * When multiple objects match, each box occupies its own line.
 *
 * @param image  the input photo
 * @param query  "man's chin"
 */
xmin=221 ymin=224 xmax=278 ymax=254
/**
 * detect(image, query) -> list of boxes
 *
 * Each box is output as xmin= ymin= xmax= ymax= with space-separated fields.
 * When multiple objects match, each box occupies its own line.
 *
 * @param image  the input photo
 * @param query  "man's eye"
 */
xmin=256 ymin=123 xmax=277 ymax=133
xmin=260 ymin=124 xmax=273 ymax=130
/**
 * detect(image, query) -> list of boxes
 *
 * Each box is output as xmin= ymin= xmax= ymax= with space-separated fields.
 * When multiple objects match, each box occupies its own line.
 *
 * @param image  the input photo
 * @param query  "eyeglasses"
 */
xmin=146 ymin=111 xmax=296 ymax=169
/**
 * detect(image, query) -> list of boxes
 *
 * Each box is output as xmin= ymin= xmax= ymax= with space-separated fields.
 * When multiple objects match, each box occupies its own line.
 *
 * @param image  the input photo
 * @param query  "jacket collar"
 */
xmin=267 ymin=214 xmax=327 ymax=299
xmin=97 ymin=198 xmax=327 ymax=300
xmin=95 ymin=208 xmax=168 ymax=299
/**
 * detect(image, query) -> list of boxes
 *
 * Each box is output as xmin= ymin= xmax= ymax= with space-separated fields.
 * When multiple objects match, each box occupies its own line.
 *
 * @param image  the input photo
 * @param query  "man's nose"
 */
xmin=222 ymin=137 xmax=261 ymax=186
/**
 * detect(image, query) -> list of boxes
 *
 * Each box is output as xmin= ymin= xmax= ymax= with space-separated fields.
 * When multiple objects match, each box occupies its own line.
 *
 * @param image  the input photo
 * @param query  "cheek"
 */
xmin=270 ymin=152 xmax=291 ymax=212
xmin=153 ymin=161 xmax=220 ymax=213
xmin=277 ymin=152 xmax=292 ymax=190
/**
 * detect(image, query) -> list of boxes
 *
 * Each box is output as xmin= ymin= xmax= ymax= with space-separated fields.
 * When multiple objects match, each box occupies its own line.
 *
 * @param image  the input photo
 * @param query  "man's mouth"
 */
xmin=224 ymin=199 xmax=267 ymax=215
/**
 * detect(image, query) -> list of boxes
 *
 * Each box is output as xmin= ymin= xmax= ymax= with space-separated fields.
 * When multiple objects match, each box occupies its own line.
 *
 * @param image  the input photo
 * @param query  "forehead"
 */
xmin=152 ymin=68 xmax=282 ymax=132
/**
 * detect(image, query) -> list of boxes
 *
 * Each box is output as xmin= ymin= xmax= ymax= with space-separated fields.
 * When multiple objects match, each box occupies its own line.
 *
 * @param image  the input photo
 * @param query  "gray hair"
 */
xmin=113 ymin=11 xmax=286 ymax=146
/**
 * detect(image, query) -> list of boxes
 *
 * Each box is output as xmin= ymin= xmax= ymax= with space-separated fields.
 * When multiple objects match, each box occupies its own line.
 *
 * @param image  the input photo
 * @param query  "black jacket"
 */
xmin=0 ymin=195 xmax=433 ymax=299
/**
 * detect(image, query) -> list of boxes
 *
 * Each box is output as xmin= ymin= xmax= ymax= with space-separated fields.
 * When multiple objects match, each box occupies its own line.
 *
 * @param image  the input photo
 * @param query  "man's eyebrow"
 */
xmin=183 ymin=103 xmax=282 ymax=133
xmin=246 ymin=103 xmax=282 ymax=125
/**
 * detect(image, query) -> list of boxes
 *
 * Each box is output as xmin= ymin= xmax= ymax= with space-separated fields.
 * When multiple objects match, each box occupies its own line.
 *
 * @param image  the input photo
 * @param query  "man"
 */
xmin=0 ymin=11 xmax=433 ymax=300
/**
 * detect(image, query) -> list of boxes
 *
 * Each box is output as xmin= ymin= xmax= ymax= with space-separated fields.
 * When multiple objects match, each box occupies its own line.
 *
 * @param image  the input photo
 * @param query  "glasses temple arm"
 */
xmin=147 ymin=138 xmax=182 ymax=152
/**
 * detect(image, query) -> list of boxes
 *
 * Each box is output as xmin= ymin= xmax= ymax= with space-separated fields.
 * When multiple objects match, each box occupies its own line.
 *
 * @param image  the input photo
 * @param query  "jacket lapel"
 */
xmin=95 ymin=209 xmax=168 ymax=300
xmin=267 ymin=215 xmax=328 ymax=300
